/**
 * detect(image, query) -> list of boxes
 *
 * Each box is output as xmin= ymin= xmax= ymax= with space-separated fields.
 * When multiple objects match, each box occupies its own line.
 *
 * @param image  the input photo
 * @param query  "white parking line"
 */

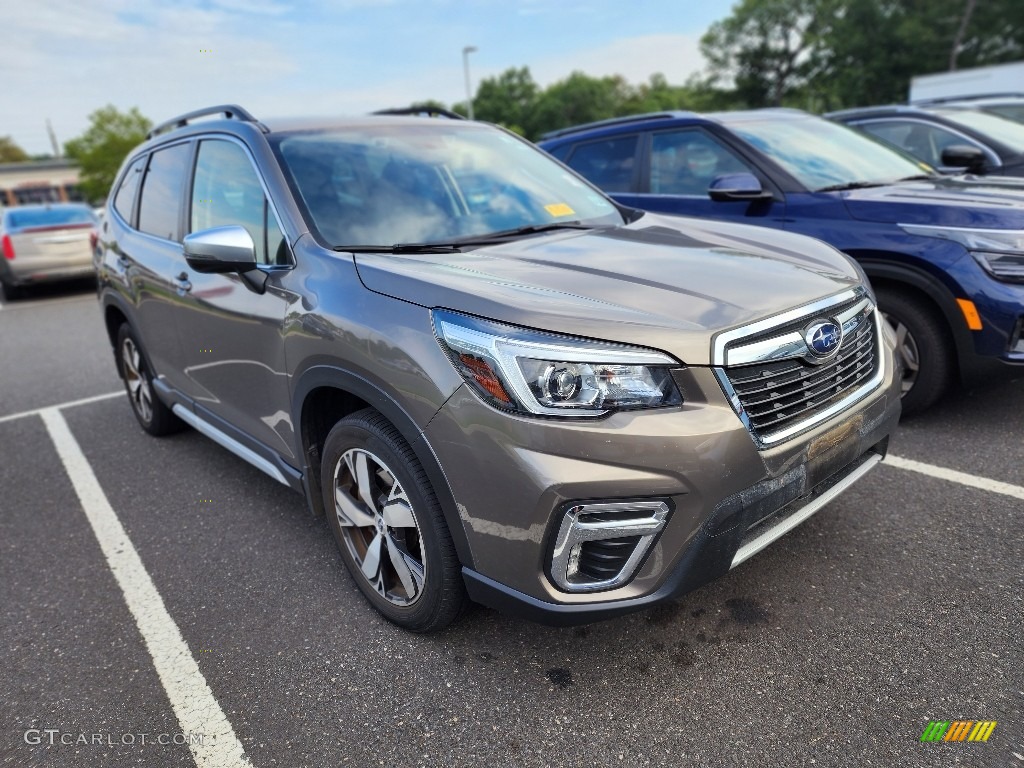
xmin=0 ymin=293 xmax=95 ymax=312
xmin=39 ymin=408 xmax=250 ymax=768
xmin=0 ymin=391 xmax=123 ymax=425
xmin=886 ymin=454 xmax=1024 ymax=501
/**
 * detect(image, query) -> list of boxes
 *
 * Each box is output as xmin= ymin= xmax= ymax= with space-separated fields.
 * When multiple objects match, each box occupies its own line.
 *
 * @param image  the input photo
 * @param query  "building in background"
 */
xmin=0 ymin=159 xmax=83 ymax=207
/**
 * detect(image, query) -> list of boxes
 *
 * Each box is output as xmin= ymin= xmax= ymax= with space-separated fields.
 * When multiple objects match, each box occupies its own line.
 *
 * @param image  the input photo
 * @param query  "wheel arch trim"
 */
xmin=857 ymin=258 xmax=975 ymax=374
xmin=291 ymin=365 xmax=475 ymax=569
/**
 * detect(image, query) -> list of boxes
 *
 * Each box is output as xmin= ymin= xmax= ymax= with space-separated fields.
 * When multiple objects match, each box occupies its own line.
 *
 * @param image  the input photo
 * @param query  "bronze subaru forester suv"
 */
xmin=95 ymin=105 xmax=901 ymax=631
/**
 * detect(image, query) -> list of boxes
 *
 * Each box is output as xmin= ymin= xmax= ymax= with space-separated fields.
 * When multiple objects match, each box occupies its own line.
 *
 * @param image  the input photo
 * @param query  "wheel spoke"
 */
xmin=334 ymin=486 xmax=375 ymax=528
xmin=386 ymin=533 xmax=422 ymax=597
xmin=127 ymin=377 xmax=142 ymax=397
xmin=347 ymin=451 xmax=377 ymax=514
xmin=361 ymin=533 xmax=383 ymax=580
xmin=335 ymin=446 xmax=426 ymax=607
xmin=903 ymin=350 xmax=920 ymax=372
xmin=139 ymin=383 xmax=153 ymax=420
xmin=894 ymin=323 xmax=908 ymax=348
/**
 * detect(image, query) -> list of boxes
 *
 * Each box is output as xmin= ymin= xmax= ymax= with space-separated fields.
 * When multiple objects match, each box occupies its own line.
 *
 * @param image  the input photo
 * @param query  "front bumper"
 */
xmin=462 ymin=439 xmax=887 ymax=626
xmin=424 ymin=338 xmax=902 ymax=624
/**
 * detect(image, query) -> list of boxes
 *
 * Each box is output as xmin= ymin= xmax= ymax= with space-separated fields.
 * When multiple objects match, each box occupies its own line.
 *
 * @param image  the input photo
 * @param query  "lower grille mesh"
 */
xmin=577 ymin=537 xmax=641 ymax=581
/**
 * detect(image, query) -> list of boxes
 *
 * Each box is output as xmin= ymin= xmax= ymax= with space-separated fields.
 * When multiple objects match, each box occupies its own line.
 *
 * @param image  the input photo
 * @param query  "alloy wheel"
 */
xmin=332 ymin=448 xmax=425 ymax=606
xmin=882 ymin=311 xmax=920 ymax=396
xmin=121 ymin=336 xmax=154 ymax=423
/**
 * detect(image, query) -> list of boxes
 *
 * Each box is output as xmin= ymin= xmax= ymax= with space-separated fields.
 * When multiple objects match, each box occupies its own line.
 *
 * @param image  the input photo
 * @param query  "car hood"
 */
xmin=840 ymin=177 xmax=1024 ymax=227
xmin=353 ymin=213 xmax=861 ymax=365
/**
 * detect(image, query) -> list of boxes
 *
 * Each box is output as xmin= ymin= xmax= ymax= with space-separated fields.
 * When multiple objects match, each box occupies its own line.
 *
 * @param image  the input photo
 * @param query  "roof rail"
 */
xmin=540 ymin=112 xmax=682 ymax=141
xmin=147 ymin=105 xmax=267 ymax=140
xmin=913 ymin=92 xmax=1024 ymax=106
xmin=373 ymin=106 xmax=466 ymax=120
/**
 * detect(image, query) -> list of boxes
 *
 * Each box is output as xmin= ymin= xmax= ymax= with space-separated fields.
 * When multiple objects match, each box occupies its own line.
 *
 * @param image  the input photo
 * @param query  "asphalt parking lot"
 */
xmin=1 ymin=283 xmax=1021 ymax=768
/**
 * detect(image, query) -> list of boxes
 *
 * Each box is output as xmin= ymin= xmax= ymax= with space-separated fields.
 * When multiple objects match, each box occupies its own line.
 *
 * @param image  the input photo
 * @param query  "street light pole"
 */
xmin=462 ymin=45 xmax=478 ymax=120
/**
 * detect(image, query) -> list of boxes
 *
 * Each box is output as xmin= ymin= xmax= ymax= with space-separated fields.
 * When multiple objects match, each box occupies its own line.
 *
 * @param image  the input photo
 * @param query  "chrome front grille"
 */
xmin=718 ymin=290 xmax=883 ymax=446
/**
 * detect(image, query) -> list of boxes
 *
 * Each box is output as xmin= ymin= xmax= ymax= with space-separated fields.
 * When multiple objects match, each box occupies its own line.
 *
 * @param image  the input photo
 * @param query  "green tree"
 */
xmin=0 ymin=136 xmax=29 ymax=163
xmin=470 ymin=67 xmax=539 ymax=135
xmin=700 ymin=0 xmax=827 ymax=108
xmin=700 ymin=0 xmax=1024 ymax=112
xmin=64 ymin=106 xmax=151 ymax=202
xmin=526 ymin=72 xmax=633 ymax=139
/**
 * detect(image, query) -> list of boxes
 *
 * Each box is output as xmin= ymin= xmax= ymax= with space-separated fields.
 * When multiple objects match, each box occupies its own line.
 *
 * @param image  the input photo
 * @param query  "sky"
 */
xmin=3 ymin=0 xmax=735 ymax=156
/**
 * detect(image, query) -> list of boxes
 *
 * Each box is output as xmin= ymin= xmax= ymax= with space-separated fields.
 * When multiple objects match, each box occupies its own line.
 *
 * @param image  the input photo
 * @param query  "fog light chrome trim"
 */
xmin=550 ymin=501 xmax=669 ymax=592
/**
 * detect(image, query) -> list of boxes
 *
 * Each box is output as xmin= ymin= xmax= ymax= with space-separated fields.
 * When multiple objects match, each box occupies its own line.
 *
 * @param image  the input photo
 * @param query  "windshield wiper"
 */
xmin=894 ymin=174 xmax=936 ymax=182
xmin=333 ymin=222 xmax=597 ymax=254
xmin=334 ymin=243 xmax=463 ymax=254
xmin=815 ymin=181 xmax=888 ymax=193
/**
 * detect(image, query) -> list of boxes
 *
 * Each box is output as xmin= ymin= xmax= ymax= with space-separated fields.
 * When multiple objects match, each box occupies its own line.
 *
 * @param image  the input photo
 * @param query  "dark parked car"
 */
xmin=828 ymin=104 xmax=1024 ymax=176
xmin=96 ymin=105 xmax=899 ymax=631
xmin=538 ymin=109 xmax=1024 ymax=414
xmin=927 ymin=95 xmax=1024 ymax=125
xmin=0 ymin=203 xmax=98 ymax=300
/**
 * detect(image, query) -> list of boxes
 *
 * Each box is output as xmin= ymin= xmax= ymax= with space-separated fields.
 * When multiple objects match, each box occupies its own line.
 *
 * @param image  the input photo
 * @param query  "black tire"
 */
xmin=875 ymin=287 xmax=955 ymax=416
xmin=115 ymin=323 xmax=183 ymax=436
xmin=1 ymin=281 xmax=25 ymax=301
xmin=321 ymin=408 xmax=467 ymax=632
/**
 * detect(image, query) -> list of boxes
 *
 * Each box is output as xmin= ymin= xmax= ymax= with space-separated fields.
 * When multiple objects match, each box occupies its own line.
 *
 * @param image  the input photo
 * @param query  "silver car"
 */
xmin=0 ymin=203 xmax=98 ymax=300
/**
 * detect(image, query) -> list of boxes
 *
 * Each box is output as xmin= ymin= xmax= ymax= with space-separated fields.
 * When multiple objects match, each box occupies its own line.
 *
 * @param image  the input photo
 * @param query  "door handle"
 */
xmin=175 ymin=272 xmax=192 ymax=293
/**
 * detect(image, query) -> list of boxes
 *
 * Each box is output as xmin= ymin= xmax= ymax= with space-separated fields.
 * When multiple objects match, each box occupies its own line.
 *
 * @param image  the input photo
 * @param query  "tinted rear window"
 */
xmin=6 ymin=206 xmax=95 ymax=230
xmin=114 ymin=156 xmax=147 ymax=223
xmin=138 ymin=143 xmax=191 ymax=241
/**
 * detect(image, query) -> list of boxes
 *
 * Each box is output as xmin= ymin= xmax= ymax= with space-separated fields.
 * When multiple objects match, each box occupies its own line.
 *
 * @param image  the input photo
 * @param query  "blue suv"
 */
xmin=539 ymin=109 xmax=1024 ymax=414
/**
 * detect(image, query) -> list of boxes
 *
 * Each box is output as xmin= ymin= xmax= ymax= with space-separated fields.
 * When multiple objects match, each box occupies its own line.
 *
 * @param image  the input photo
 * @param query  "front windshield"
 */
xmin=727 ymin=115 xmax=930 ymax=191
xmin=272 ymin=122 xmax=622 ymax=248
xmin=936 ymin=108 xmax=1024 ymax=150
xmin=985 ymin=104 xmax=1024 ymax=124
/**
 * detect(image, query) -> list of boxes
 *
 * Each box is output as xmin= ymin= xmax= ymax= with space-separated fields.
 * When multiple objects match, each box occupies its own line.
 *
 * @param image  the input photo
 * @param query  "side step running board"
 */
xmin=171 ymin=404 xmax=289 ymax=486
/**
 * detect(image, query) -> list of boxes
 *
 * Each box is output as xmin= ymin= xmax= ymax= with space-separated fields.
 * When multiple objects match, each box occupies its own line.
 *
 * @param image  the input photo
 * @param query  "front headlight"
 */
xmin=432 ymin=310 xmax=682 ymax=417
xmin=900 ymin=224 xmax=1024 ymax=283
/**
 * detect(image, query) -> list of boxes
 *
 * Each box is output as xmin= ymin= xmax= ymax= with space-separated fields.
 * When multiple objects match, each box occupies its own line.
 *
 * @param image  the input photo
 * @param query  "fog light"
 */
xmin=550 ymin=500 xmax=669 ymax=592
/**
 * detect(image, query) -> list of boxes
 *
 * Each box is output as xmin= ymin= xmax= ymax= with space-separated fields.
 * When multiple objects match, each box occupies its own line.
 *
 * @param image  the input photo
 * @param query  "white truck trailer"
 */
xmin=910 ymin=61 xmax=1024 ymax=103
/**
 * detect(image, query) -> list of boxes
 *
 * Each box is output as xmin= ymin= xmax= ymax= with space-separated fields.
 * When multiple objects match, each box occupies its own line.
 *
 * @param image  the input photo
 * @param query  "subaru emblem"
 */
xmin=805 ymin=321 xmax=843 ymax=358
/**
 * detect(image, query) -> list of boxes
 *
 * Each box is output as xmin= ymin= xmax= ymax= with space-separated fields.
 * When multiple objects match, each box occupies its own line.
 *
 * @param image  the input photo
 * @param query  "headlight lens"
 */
xmin=433 ymin=310 xmax=682 ymax=416
xmin=972 ymin=251 xmax=1024 ymax=282
xmin=900 ymin=224 xmax=1024 ymax=283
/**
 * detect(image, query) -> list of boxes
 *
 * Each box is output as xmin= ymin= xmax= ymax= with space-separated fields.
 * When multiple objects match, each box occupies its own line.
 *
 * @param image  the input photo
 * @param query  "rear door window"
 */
xmin=113 ymin=156 xmax=147 ymax=224
xmin=138 ymin=143 xmax=191 ymax=241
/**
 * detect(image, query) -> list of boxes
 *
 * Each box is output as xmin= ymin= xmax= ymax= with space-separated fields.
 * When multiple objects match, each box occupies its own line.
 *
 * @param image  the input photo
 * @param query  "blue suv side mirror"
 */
xmin=708 ymin=173 xmax=774 ymax=202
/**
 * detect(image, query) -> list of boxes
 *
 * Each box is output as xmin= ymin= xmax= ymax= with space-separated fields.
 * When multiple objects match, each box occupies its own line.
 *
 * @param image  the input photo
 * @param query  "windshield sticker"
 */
xmin=544 ymin=203 xmax=575 ymax=217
